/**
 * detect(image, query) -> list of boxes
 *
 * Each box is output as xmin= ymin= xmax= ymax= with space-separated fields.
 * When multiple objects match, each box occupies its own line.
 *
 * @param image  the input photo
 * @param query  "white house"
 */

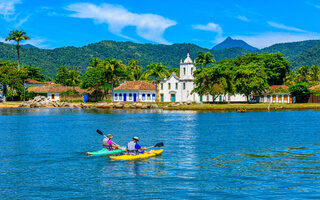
xmin=28 ymin=86 xmax=88 ymax=101
xmin=159 ymin=53 xmax=246 ymax=103
xmin=113 ymin=81 xmax=157 ymax=102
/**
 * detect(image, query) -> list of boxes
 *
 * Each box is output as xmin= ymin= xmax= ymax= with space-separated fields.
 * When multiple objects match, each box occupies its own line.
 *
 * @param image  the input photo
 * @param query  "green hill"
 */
xmin=0 ymin=41 xmax=249 ymax=78
xmin=2 ymin=39 xmax=320 ymax=78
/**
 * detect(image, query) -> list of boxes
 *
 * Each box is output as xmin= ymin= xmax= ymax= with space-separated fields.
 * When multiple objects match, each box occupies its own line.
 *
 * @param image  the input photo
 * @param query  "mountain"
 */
xmin=2 ymin=38 xmax=320 ymax=78
xmin=21 ymin=44 xmax=38 ymax=49
xmin=0 ymin=41 xmax=248 ymax=78
xmin=213 ymin=37 xmax=258 ymax=51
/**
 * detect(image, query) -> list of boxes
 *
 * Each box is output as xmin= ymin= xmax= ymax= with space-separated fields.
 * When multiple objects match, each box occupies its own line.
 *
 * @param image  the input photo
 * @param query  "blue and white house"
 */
xmin=113 ymin=81 xmax=157 ymax=102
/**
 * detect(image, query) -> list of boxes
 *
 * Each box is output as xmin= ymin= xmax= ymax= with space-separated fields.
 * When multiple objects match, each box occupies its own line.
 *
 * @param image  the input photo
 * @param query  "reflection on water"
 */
xmin=1 ymin=109 xmax=320 ymax=199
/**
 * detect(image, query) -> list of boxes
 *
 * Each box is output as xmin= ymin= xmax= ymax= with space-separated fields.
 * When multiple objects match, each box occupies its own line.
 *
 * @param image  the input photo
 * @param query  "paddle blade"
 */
xmin=96 ymin=129 xmax=104 ymax=136
xmin=154 ymin=142 xmax=164 ymax=147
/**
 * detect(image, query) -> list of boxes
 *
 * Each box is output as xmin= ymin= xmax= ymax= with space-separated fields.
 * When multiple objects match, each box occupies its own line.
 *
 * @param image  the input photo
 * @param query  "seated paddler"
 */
xmin=126 ymin=136 xmax=146 ymax=155
xmin=103 ymin=134 xmax=120 ymax=151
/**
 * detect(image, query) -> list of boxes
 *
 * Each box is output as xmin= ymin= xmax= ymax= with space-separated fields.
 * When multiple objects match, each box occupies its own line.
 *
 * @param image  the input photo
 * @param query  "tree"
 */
xmin=310 ymin=65 xmax=320 ymax=82
xmin=262 ymin=52 xmax=290 ymax=85
xmin=0 ymin=63 xmax=27 ymax=101
xmin=169 ymin=68 xmax=180 ymax=77
xmin=55 ymin=66 xmax=69 ymax=85
xmin=102 ymin=58 xmax=127 ymax=99
xmin=66 ymin=69 xmax=81 ymax=86
xmin=194 ymin=52 xmax=216 ymax=68
xmin=127 ymin=60 xmax=143 ymax=81
xmin=22 ymin=66 xmax=45 ymax=81
xmin=234 ymin=63 xmax=269 ymax=102
xmin=55 ymin=66 xmax=81 ymax=86
xmin=82 ymin=66 xmax=107 ymax=91
xmin=289 ymin=82 xmax=311 ymax=103
xmin=142 ymin=62 xmax=170 ymax=100
xmin=297 ymin=66 xmax=310 ymax=82
xmin=5 ymin=30 xmax=31 ymax=70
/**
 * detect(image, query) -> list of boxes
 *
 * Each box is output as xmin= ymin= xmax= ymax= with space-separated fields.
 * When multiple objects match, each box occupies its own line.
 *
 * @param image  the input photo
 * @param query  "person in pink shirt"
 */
xmin=103 ymin=134 xmax=120 ymax=151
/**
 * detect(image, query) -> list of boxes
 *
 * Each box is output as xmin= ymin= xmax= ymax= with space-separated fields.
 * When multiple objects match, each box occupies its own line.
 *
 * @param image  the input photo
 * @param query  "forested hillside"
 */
xmin=0 ymin=41 xmax=248 ymax=78
xmin=2 ymin=39 xmax=320 ymax=78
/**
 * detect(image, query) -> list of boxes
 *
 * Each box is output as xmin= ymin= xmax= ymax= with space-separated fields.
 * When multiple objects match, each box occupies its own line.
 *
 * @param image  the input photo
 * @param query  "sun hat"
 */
xmin=133 ymin=136 xmax=139 ymax=141
xmin=107 ymin=134 xmax=113 ymax=139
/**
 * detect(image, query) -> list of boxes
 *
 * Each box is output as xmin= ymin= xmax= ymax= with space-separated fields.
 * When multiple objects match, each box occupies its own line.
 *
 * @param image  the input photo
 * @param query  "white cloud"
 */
xmin=267 ymin=21 xmax=307 ymax=33
xmin=0 ymin=0 xmax=21 ymax=20
xmin=14 ymin=14 xmax=30 ymax=28
xmin=192 ymin=22 xmax=224 ymax=44
xmin=65 ymin=3 xmax=177 ymax=44
xmin=237 ymin=15 xmax=249 ymax=22
xmin=233 ymin=32 xmax=320 ymax=49
xmin=192 ymin=22 xmax=222 ymax=33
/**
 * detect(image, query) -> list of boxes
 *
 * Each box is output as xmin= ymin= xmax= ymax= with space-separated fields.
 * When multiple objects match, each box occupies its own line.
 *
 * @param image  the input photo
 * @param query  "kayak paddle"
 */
xmin=145 ymin=142 xmax=164 ymax=150
xmin=96 ymin=129 xmax=120 ymax=147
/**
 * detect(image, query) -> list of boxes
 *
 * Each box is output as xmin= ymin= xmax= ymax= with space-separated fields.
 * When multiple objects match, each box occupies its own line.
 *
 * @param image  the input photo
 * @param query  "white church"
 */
xmin=159 ymin=53 xmax=246 ymax=103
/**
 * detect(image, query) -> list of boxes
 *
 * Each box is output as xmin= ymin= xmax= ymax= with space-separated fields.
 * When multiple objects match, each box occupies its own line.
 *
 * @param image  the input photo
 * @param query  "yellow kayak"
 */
xmin=110 ymin=149 xmax=163 ymax=160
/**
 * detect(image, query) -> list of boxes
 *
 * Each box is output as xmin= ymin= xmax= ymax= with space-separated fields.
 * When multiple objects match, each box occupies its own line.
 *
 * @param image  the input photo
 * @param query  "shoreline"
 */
xmin=2 ymin=102 xmax=320 ymax=112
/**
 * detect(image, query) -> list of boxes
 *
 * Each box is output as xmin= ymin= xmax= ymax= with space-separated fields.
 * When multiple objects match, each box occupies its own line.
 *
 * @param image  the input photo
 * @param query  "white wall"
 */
xmin=113 ymin=90 xmax=156 ymax=102
xmin=48 ymin=93 xmax=60 ymax=101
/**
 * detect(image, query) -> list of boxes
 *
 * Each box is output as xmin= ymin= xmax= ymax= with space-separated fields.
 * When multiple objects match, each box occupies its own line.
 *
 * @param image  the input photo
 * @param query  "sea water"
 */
xmin=0 ymin=108 xmax=320 ymax=199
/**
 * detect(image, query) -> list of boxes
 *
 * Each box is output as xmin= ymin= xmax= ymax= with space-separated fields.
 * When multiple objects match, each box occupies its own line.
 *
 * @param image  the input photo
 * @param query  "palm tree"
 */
xmin=297 ymin=65 xmax=310 ymax=82
xmin=128 ymin=60 xmax=143 ymax=80
xmin=195 ymin=52 xmax=216 ymax=68
xmin=310 ymin=65 xmax=320 ymax=82
xmin=5 ymin=30 xmax=31 ymax=70
xmin=88 ymin=58 xmax=102 ymax=68
xmin=102 ymin=58 xmax=126 ymax=101
xmin=142 ymin=62 xmax=170 ymax=101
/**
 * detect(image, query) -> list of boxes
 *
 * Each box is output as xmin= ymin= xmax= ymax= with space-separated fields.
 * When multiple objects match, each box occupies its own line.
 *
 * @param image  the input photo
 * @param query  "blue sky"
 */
xmin=1 ymin=0 xmax=320 ymax=49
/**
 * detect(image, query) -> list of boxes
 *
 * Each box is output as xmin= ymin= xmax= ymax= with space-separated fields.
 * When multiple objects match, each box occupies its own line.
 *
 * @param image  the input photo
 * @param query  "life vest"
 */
xmin=103 ymin=138 xmax=113 ymax=150
xmin=127 ymin=141 xmax=138 ymax=155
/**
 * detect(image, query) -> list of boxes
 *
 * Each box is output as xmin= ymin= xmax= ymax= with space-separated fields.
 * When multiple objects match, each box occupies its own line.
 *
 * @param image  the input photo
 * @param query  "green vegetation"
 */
xmin=5 ymin=30 xmax=31 ymax=70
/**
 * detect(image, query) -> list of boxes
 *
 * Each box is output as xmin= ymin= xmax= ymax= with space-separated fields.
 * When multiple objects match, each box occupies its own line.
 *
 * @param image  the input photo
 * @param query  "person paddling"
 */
xmin=126 ymin=136 xmax=146 ymax=155
xmin=103 ymin=134 xmax=120 ymax=151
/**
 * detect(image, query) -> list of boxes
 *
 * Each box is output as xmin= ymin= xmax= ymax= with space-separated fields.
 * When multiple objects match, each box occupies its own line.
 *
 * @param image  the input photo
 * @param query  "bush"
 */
xmin=289 ymin=82 xmax=311 ymax=103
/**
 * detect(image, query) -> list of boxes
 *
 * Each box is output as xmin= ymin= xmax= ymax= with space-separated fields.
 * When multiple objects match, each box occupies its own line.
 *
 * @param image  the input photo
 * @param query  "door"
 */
xmin=51 ymin=94 xmax=55 ymax=100
xmin=133 ymin=93 xmax=137 ymax=102
xmin=124 ymin=93 xmax=127 ymax=101
xmin=219 ymin=95 xmax=222 ymax=102
xmin=200 ymin=96 xmax=203 ymax=102
xmin=171 ymin=94 xmax=175 ymax=102
xmin=160 ymin=94 xmax=164 ymax=102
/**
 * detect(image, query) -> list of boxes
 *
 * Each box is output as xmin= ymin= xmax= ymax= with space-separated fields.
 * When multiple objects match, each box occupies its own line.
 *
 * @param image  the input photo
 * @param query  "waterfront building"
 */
xmin=28 ymin=86 xmax=88 ymax=101
xmin=113 ymin=81 xmax=156 ymax=102
xmin=159 ymin=53 xmax=246 ymax=103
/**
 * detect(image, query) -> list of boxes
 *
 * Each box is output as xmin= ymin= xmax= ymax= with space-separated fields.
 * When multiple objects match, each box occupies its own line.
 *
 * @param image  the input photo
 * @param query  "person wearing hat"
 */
xmin=126 ymin=136 xmax=146 ymax=155
xmin=103 ymin=134 xmax=120 ymax=151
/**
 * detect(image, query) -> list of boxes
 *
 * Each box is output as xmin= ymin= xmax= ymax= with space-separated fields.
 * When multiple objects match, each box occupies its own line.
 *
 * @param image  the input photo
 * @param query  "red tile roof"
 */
xmin=24 ymin=79 xmax=44 ymax=84
xmin=269 ymin=85 xmax=289 ymax=92
xmin=28 ymin=86 xmax=89 ymax=94
xmin=310 ymin=84 xmax=320 ymax=90
xmin=114 ymin=81 xmax=156 ymax=91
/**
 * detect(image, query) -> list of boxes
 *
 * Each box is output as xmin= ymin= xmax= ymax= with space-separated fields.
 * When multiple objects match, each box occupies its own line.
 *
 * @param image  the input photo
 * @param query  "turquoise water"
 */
xmin=1 ymin=108 xmax=320 ymax=199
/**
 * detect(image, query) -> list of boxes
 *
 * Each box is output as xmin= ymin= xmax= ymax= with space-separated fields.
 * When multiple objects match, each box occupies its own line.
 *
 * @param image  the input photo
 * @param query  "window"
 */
xmin=119 ymin=93 xmax=122 ymax=100
xmin=147 ymin=94 xmax=151 ymax=100
xmin=267 ymin=95 xmax=270 ymax=103
xmin=183 ymin=83 xmax=186 ymax=90
xmin=129 ymin=93 xmax=132 ymax=100
xmin=183 ymin=68 xmax=186 ymax=75
xmin=152 ymin=94 xmax=156 ymax=100
xmin=168 ymin=83 xmax=171 ymax=90
xmin=142 ymin=94 xmax=146 ymax=101
xmin=161 ymin=83 xmax=163 ymax=90
xmin=114 ymin=93 xmax=118 ymax=100
xmin=175 ymin=83 xmax=178 ymax=90
xmin=191 ymin=68 xmax=193 ymax=74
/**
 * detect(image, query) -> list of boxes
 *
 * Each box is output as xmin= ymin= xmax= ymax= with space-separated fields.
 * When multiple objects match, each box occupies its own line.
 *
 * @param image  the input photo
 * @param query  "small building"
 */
xmin=256 ymin=85 xmax=293 ymax=103
xmin=28 ymin=86 xmax=88 ymax=101
xmin=159 ymin=53 xmax=246 ymax=103
xmin=113 ymin=81 xmax=156 ymax=102
xmin=24 ymin=79 xmax=46 ymax=88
